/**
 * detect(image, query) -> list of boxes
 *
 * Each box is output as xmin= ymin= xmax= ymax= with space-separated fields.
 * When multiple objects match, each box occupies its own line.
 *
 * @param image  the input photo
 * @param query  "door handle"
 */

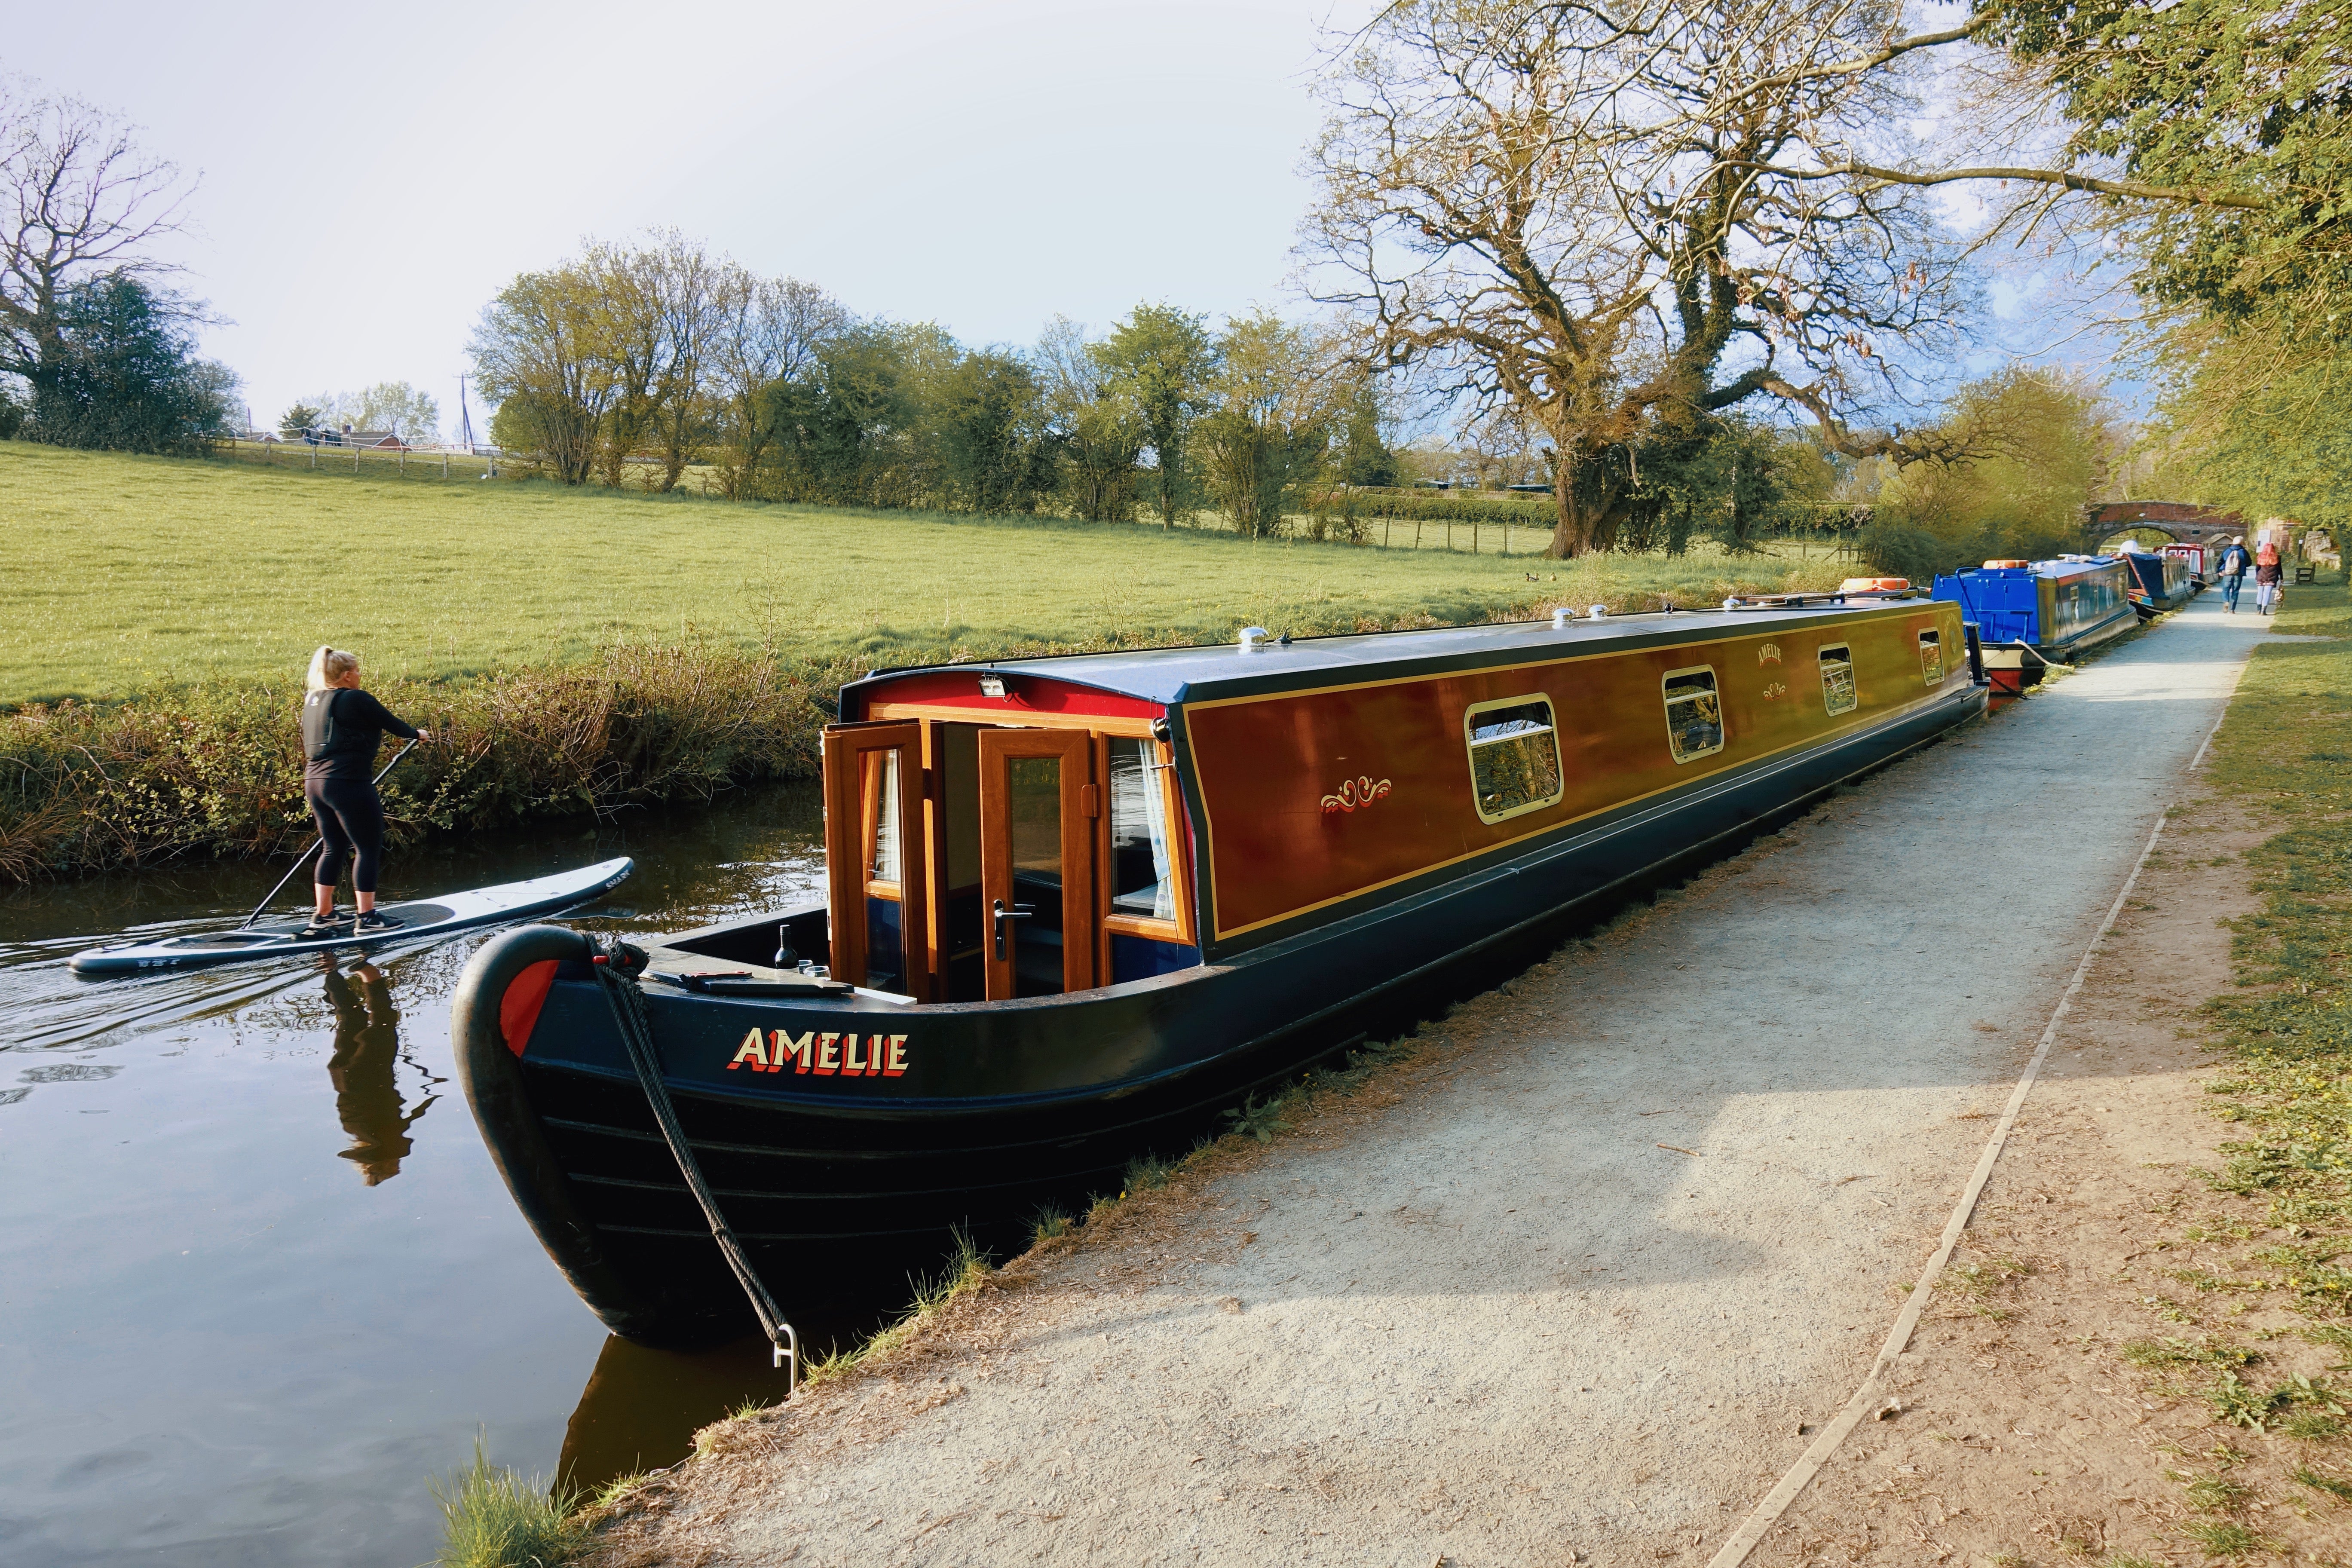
xmin=991 ymin=899 xmax=1034 ymax=961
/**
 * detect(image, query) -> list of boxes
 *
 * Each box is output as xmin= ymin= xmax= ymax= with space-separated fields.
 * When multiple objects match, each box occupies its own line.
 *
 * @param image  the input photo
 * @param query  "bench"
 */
xmin=2296 ymin=564 xmax=2318 ymax=585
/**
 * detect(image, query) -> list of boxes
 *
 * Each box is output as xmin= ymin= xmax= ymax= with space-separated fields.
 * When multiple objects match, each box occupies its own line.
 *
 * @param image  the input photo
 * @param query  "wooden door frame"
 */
xmin=977 ymin=728 xmax=1097 ymax=999
xmin=821 ymin=720 xmax=932 ymax=1000
xmin=1094 ymin=735 xmax=1197 ymax=979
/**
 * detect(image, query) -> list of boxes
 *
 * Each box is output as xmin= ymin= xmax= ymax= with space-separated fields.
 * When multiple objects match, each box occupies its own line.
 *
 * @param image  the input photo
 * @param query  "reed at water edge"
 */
xmin=0 ymin=641 xmax=843 ymax=883
xmin=0 ymin=557 xmax=1864 ymax=885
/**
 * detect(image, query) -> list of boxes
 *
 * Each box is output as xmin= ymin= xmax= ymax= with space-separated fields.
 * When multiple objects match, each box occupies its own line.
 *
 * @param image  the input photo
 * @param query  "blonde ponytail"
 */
xmin=306 ymin=646 xmax=358 ymax=692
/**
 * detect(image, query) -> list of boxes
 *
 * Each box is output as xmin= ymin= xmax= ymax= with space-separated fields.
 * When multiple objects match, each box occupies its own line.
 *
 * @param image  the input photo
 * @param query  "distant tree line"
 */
xmin=467 ymin=234 xmax=1410 ymax=535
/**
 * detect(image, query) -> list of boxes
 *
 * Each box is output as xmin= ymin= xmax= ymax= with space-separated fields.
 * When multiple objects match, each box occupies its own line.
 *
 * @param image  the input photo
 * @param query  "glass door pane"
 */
xmin=978 ymin=730 xmax=1095 ymax=1000
xmin=820 ymin=721 xmax=930 ymax=1000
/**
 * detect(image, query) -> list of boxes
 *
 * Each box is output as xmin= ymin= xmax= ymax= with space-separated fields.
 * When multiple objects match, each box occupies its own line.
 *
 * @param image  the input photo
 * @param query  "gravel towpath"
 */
xmin=612 ymin=596 xmax=2271 ymax=1568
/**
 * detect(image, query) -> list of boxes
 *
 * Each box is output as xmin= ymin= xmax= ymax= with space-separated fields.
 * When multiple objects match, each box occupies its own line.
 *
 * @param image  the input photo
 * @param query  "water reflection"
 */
xmin=319 ymin=958 xmax=440 ymax=1185
xmin=0 ymin=782 xmax=839 ymax=1567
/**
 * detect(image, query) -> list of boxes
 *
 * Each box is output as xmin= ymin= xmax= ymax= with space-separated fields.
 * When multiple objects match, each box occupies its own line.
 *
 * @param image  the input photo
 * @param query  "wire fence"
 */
xmin=201 ymin=440 xmax=1868 ymax=562
xmin=214 ymin=434 xmax=505 ymax=481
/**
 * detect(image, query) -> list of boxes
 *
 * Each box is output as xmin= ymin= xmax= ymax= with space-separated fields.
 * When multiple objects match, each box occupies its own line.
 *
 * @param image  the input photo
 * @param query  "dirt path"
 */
xmin=599 ymin=599 xmax=2271 ymax=1568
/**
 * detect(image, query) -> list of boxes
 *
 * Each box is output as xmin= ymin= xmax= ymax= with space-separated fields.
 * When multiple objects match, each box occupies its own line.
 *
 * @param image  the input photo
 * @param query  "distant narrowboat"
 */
xmin=1932 ymin=556 xmax=2138 ymax=668
xmin=2120 ymin=548 xmax=2197 ymax=617
xmin=455 ymin=598 xmax=1988 ymax=1344
xmin=2162 ymin=542 xmax=2210 ymax=585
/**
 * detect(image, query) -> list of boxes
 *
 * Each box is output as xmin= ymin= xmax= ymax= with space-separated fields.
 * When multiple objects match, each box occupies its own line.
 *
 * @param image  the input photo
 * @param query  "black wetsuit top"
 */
xmin=302 ymin=689 xmax=419 ymax=783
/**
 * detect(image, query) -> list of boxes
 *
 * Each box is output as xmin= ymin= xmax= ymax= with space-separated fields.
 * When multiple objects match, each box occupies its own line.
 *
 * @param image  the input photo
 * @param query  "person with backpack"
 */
xmin=299 ymin=646 xmax=434 ymax=938
xmin=2254 ymin=540 xmax=2285 ymax=616
xmin=2217 ymin=536 xmax=2251 ymax=612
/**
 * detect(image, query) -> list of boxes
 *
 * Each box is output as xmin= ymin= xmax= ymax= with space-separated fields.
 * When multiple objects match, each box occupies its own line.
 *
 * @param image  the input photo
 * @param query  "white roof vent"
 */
xmin=1237 ymin=625 xmax=1270 ymax=652
xmin=1550 ymin=607 xmax=1574 ymax=629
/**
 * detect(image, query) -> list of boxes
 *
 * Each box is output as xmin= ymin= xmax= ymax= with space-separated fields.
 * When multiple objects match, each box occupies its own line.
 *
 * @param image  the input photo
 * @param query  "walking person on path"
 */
xmin=300 ymin=646 xmax=433 ymax=939
xmin=2254 ymin=541 xmax=2285 ymax=616
xmin=2217 ymin=536 xmax=2252 ymax=612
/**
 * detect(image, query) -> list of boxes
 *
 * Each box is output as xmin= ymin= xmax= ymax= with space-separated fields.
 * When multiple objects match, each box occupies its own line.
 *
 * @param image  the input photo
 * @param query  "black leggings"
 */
xmin=307 ymin=776 xmax=386 ymax=895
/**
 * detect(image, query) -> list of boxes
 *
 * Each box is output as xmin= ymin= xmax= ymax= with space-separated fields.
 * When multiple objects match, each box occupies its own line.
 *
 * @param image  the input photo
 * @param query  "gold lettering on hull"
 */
xmin=725 ymin=1027 xmax=908 ymax=1078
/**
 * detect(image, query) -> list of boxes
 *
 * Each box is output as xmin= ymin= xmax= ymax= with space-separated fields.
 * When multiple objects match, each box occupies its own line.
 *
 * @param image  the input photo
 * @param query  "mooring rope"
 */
xmin=590 ymin=935 xmax=797 ymax=1393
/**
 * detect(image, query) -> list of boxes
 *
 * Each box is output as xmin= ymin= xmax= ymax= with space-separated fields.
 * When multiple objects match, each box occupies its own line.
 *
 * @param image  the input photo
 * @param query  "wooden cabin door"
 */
xmin=977 ymin=729 xmax=1097 ymax=1000
xmin=821 ymin=721 xmax=931 ymax=1000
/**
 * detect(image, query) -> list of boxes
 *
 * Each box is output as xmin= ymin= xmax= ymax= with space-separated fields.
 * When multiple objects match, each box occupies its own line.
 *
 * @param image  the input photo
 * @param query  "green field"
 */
xmin=1 ymin=441 xmax=1853 ymax=704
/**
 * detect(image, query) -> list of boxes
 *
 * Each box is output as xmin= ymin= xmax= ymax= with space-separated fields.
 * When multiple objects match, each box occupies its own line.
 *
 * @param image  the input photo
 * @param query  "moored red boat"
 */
xmin=454 ymin=597 xmax=1989 ymax=1344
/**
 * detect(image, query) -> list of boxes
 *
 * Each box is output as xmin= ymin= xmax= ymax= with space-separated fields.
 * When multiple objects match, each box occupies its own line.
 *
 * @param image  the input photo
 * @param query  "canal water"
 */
xmin=0 ymin=786 xmax=880 ymax=1567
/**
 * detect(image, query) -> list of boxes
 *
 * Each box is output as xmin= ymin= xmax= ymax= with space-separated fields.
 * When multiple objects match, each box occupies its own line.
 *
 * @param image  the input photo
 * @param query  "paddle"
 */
xmin=240 ymin=740 xmax=419 ymax=929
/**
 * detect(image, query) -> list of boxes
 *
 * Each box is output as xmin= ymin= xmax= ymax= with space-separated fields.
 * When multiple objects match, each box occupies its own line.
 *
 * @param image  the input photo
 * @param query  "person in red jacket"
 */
xmin=2254 ymin=541 xmax=2285 ymax=616
xmin=300 ymin=646 xmax=435 ymax=938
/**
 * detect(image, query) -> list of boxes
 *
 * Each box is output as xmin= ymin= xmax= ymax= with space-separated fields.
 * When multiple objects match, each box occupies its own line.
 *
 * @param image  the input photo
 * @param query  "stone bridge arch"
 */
xmin=2088 ymin=502 xmax=2243 ymax=550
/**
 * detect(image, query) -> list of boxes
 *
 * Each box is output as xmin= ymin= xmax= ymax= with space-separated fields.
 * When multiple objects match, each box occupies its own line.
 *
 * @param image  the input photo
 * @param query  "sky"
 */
xmin=8 ymin=0 xmax=1359 ymax=437
xmin=8 ymin=1 xmax=2135 ymax=443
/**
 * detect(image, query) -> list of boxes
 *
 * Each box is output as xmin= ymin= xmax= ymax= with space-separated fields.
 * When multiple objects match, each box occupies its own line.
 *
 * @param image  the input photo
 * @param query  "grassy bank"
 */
xmin=2 ymin=441 xmax=1852 ymax=705
xmin=2 ymin=443 xmax=1869 ymax=880
xmin=2197 ymin=575 xmax=2352 ymax=1323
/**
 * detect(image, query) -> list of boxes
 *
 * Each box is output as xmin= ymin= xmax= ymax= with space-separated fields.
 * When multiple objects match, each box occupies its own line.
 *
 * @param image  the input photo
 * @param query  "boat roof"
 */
xmin=848 ymin=597 xmax=1947 ymax=709
xmin=1957 ymin=557 xmax=2128 ymax=581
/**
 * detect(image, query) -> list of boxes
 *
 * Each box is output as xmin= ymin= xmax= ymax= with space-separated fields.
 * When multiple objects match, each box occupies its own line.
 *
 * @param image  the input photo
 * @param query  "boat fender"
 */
xmin=460 ymin=924 xmax=598 ymax=1060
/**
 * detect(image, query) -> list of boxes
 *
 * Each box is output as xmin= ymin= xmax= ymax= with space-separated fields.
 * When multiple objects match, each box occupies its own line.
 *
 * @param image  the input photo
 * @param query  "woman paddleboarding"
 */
xmin=301 ymin=647 xmax=434 ymax=939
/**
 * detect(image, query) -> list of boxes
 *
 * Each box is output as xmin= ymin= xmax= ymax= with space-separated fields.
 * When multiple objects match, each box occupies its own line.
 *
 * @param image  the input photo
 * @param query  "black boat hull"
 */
xmin=454 ymin=683 xmax=1986 ymax=1343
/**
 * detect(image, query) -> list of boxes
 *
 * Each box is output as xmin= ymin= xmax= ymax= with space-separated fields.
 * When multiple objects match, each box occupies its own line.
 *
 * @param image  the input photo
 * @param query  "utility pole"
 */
xmin=456 ymin=374 xmax=478 ymax=456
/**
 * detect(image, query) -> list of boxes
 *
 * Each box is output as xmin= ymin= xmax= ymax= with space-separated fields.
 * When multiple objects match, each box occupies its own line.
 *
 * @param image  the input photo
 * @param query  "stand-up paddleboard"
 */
xmin=70 ymin=857 xmax=635 ymax=976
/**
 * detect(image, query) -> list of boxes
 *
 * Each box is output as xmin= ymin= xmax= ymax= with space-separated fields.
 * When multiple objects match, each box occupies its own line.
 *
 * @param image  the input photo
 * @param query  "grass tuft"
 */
xmin=1124 ymin=1152 xmax=1177 ymax=1191
xmin=428 ymin=1437 xmax=586 ymax=1568
xmin=2177 ymin=1518 xmax=2280 ymax=1557
xmin=1220 ymin=1090 xmax=1294 ymax=1145
xmin=802 ymin=1226 xmax=995 ymax=1389
xmin=2291 ymin=1462 xmax=2352 ymax=1500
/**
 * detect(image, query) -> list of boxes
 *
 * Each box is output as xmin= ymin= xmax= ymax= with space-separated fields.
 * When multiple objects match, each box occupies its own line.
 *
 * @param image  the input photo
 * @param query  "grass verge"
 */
xmin=2198 ymin=573 xmax=2352 ymax=1334
xmin=429 ymin=1437 xmax=586 ymax=1568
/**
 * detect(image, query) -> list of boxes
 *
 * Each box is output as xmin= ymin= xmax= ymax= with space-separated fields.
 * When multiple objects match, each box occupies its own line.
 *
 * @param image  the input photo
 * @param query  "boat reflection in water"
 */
xmin=555 ymin=1297 xmax=885 ymax=1493
xmin=318 ymin=957 xmax=441 ymax=1185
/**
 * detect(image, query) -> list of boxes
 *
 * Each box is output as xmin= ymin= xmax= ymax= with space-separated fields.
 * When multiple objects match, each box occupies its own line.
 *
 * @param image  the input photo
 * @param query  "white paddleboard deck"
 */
xmin=70 ymin=857 xmax=634 ymax=975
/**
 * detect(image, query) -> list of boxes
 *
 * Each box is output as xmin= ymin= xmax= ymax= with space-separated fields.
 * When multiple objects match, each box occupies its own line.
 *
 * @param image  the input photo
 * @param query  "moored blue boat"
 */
xmin=1931 ymin=556 xmax=2138 ymax=664
xmin=2119 ymin=548 xmax=2197 ymax=616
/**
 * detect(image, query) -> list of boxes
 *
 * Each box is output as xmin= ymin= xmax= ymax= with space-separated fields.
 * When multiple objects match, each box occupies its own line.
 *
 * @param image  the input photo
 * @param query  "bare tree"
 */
xmin=1304 ymin=0 xmax=1981 ymax=555
xmin=0 ymin=79 xmax=199 ymax=383
xmin=646 ymin=231 xmax=722 ymax=492
xmin=707 ymin=269 xmax=844 ymax=499
xmin=1035 ymin=316 xmax=1142 ymax=522
xmin=584 ymin=241 xmax=665 ymax=488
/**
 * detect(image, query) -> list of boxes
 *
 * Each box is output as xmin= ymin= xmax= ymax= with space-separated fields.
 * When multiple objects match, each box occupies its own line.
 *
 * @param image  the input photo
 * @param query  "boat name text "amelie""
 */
xmin=726 ymin=1028 xmax=909 ymax=1077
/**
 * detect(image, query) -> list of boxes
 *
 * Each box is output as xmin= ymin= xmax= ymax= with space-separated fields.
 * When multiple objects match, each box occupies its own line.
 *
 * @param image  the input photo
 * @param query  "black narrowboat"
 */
xmin=2120 ymin=548 xmax=2197 ymax=617
xmin=454 ymin=598 xmax=1989 ymax=1344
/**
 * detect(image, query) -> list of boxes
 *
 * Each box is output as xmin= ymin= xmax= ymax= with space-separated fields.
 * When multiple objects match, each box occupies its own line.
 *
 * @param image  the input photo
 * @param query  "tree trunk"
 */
xmin=1546 ymin=464 xmax=1623 ymax=558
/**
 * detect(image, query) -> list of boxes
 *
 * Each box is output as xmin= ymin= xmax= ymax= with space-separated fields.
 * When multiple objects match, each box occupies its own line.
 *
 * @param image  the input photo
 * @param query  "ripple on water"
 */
xmin=0 ymin=784 xmax=854 ymax=1567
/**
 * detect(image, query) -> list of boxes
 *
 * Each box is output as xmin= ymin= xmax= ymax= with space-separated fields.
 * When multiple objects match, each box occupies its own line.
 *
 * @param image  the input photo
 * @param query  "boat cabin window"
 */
xmin=1818 ymin=644 xmax=1857 ymax=716
xmin=1109 ymin=737 xmax=1177 ymax=920
xmin=1464 ymin=696 xmax=1564 ymax=824
xmin=1917 ymin=629 xmax=1944 ymax=686
xmin=1662 ymin=668 xmax=1724 ymax=763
